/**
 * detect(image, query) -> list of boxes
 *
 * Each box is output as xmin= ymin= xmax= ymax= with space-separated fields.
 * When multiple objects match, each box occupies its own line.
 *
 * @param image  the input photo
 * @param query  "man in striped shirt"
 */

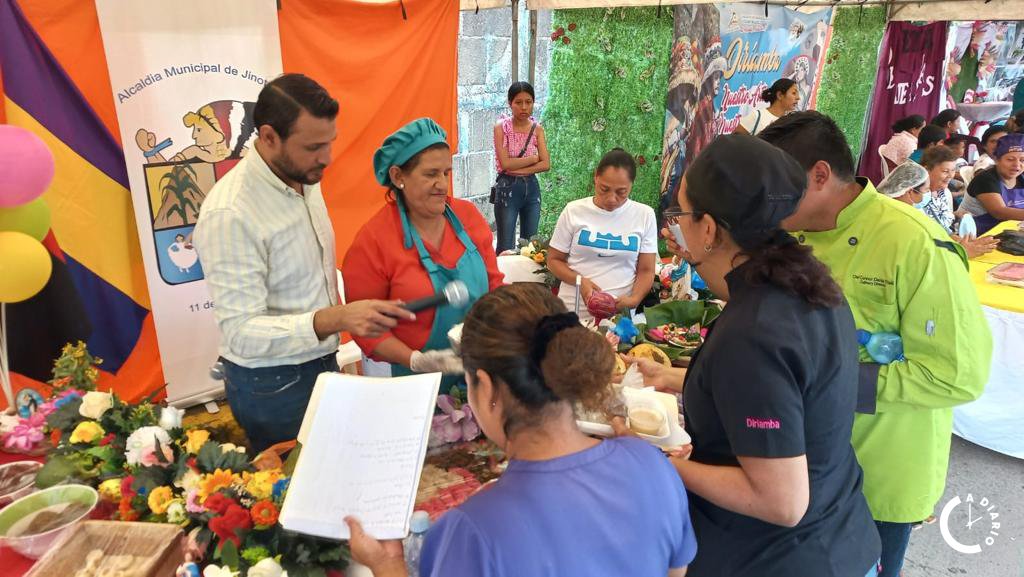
xmin=194 ymin=74 xmax=412 ymax=451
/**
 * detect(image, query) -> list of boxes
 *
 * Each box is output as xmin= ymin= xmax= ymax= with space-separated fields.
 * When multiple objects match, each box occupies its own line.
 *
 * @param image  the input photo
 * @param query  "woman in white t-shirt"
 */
xmin=734 ymin=79 xmax=800 ymax=136
xmin=547 ymin=149 xmax=658 ymax=322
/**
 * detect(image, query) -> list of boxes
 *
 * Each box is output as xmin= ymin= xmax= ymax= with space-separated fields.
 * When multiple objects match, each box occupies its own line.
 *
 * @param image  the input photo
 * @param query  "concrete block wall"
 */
xmin=454 ymin=4 xmax=553 ymax=226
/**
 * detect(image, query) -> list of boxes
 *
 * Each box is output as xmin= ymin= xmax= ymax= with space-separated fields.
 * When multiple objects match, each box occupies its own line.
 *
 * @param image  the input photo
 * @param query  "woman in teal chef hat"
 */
xmin=342 ymin=118 xmax=504 ymax=387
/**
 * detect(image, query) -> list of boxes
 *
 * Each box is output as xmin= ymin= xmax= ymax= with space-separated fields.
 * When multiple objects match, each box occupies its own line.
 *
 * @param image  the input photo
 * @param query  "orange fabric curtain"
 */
xmin=279 ymin=0 xmax=460 ymax=258
xmin=7 ymin=0 xmax=460 ymax=402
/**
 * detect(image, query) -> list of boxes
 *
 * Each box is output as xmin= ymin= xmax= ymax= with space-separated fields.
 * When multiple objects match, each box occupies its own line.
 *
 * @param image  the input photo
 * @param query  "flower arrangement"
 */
xmin=430 ymin=387 xmax=481 ymax=448
xmin=49 ymin=340 xmax=102 ymax=393
xmin=517 ymin=236 xmax=559 ymax=288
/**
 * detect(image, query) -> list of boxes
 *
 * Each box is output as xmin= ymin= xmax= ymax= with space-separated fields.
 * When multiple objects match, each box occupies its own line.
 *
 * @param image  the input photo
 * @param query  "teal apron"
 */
xmin=391 ymin=199 xmax=490 ymax=390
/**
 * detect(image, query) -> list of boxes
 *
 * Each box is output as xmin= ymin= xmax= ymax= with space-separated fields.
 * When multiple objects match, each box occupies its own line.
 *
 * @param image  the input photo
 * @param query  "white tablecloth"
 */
xmin=952 ymin=305 xmax=1024 ymax=459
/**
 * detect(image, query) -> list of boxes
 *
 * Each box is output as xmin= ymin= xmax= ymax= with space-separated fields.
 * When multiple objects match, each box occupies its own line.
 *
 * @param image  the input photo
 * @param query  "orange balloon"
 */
xmin=0 ymin=231 xmax=52 ymax=303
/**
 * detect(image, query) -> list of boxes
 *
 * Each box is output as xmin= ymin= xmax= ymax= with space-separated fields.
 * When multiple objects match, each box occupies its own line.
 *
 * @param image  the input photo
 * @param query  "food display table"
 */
xmin=952 ymin=221 xmax=1024 ymax=458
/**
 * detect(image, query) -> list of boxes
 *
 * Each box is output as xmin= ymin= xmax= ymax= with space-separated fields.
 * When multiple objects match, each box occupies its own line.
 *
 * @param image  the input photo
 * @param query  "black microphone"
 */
xmin=402 ymin=280 xmax=470 ymax=313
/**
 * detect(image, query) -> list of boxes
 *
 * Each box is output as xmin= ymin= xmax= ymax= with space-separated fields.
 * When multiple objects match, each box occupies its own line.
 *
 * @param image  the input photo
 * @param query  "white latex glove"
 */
xmin=409 ymin=349 xmax=464 ymax=375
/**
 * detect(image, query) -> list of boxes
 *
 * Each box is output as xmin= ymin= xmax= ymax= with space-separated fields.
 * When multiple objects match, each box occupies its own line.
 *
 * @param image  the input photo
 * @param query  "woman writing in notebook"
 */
xmin=345 ymin=283 xmax=697 ymax=577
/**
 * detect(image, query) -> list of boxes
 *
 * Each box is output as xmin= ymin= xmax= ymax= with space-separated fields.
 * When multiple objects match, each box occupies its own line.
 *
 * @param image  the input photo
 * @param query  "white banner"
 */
xmin=96 ymin=0 xmax=283 ymax=405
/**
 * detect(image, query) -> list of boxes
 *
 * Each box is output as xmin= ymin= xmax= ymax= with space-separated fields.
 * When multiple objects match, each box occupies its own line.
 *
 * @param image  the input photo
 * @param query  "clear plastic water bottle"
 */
xmin=857 ymin=330 xmax=905 ymax=364
xmin=404 ymin=510 xmax=430 ymax=577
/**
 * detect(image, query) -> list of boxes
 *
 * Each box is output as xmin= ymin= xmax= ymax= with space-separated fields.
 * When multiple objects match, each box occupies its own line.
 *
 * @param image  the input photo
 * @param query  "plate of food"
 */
xmin=575 ymin=386 xmax=690 ymax=450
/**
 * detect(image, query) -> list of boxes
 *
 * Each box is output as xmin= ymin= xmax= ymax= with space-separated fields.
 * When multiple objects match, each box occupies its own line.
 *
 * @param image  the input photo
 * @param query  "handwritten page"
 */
xmin=280 ymin=372 xmax=441 ymax=540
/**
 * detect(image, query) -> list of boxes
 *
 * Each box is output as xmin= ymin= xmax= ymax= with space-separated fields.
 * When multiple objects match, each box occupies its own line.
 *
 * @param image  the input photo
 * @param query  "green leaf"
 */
xmin=318 ymin=546 xmax=344 ymax=563
xmin=46 ymin=398 xmax=86 ymax=431
xmin=283 ymin=444 xmax=302 ymax=477
xmin=220 ymin=538 xmax=240 ymax=569
xmin=196 ymin=440 xmax=223 ymax=472
xmin=217 ymin=449 xmax=250 ymax=473
xmin=35 ymin=455 xmax=80 ymax=488
xmin=642 ymin=300 xmax=721 ymax=330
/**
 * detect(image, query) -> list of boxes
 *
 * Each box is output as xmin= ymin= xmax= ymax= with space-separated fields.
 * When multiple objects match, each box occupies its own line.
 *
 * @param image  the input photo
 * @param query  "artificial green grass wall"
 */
xmin=816 ymin=6 xmax=888 ymax=159
xmin=538 ymin=7 xmax=673 ymax=236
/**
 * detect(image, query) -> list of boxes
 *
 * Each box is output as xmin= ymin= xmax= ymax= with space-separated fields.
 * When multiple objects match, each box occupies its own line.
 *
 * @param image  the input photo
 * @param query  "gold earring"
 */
xmin=704 ymin=245 xmax=712 ymax=253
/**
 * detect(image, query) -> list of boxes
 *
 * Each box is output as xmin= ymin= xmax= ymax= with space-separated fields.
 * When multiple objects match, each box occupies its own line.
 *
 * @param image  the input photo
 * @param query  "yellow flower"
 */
xmin=532 ymin=252 xmax=546 ymax=264
xmin=243 ymin=470 xmax=283 ymax=501
xmin=184 ymin=429 xmax=211 ymax=454
xmin=148 ymin=486 xmax=174 ymax=515
xmin=98 ymin=478 xmax=122 ymax=502
xmin=69 ymin=421 xmax=105 ymax=444
xmin=199 ymin=469 xmax=238 ymax=501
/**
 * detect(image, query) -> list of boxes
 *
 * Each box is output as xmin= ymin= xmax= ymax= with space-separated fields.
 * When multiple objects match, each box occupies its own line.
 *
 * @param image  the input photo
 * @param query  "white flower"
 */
xmin=165 ymin=500 xmax=188 ymax=525
xmin=248 ymin=558 xmax=288 ymax=577
xmin=519 ymin=244 xmax=536 ymax=257
xmin=175 ymin=468 xmax=202 ymax=492
xmin=218 ymin=443 xmax=246 ymax=454
xmin=79 ymin=391 xmax=114 ymax=420
xmin=125 ymin=426 xmax=173 ymax=466
xmin=159 ymin=406 xmax=185 ymax=430
xmin=202 ymin=566 xmax=238 ymax=577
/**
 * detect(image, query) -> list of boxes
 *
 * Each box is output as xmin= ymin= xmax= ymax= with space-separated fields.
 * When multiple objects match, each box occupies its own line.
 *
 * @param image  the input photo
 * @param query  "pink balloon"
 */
xmin=0 ymin=125 xmax=55 ymax=208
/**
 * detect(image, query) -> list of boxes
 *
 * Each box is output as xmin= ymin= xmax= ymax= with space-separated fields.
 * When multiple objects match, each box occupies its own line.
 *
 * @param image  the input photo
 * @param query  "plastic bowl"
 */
xmin=0 ymin=461 xmax=43 ymax=510
xmin=0 ymin=484 xmax=98 ymax=559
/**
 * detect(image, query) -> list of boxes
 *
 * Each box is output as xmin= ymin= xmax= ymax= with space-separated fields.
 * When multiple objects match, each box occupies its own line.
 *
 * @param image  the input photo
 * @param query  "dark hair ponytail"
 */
xmin=762 ymin=78 xmax=797 ymax=104
xmin=891 ymin=114 xmax=925 ymax=134
xmin=596 ymin=147 xmax=637 ymax=182
xmin=730 ymin=230 xmax=843 ymax=308
xmin=461 ymin=285 xmax=613 ymax=438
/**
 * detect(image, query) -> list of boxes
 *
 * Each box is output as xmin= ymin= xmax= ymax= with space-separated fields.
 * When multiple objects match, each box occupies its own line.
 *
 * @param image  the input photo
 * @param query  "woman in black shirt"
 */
xmin=644 ymin=134 xmax=880 ymax=577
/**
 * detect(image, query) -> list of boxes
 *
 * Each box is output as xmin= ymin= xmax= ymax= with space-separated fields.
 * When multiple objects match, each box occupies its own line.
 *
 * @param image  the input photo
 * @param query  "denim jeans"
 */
xmin=875 ymin=521 xmax=913 ymax=577
xmin=494 ymin=174 xmax=541 ymax=254
xmin=221 ymin=353 xmax=339 ymax=453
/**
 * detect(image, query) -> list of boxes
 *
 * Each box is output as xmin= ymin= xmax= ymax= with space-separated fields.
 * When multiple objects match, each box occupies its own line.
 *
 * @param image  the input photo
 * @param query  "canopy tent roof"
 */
xmin=455 ymin=0 xmax=1024 ymax=21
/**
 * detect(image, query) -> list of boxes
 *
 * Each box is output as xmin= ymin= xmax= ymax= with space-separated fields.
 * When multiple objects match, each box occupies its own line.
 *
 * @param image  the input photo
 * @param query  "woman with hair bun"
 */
xmin=645 ymin=134 xmax=881 ymax=577
xmin=345 ymin=283 xmax=697 ymax=577
xmin=733 ymin=78 xmax=799 ymax=136
xmin=878 ymin=114 xmax=926 ymax=167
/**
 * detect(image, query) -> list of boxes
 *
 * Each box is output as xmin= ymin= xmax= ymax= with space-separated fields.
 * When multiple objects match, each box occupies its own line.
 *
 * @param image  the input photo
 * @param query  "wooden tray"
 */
xmin=26 ymin=521 xmax=183 ymax=577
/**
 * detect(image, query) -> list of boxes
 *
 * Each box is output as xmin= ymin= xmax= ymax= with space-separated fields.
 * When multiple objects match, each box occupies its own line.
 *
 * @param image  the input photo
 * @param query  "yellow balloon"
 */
xmin=0 ymin=231 xmax=52 ymax=303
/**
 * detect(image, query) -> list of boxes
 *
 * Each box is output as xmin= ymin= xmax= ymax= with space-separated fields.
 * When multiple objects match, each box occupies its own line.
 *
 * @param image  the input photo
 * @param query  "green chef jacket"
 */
xmin=798 ymin=179 xmax=992 ymax=523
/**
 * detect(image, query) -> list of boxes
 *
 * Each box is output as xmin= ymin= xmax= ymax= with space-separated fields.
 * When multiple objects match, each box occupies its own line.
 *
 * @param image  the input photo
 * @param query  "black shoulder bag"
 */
xmin=490 ymin=122 xmax=536 ymax=204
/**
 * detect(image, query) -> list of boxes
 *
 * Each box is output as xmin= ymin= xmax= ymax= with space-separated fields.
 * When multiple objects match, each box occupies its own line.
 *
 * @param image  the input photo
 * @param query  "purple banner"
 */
xmin=859 ymin=21 xmax=948 ymax=184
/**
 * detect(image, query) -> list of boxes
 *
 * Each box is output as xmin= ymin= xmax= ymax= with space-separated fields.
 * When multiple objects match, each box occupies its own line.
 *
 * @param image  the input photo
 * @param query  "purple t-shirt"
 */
xmin=419 ymin=437 xmax=697 ymax=577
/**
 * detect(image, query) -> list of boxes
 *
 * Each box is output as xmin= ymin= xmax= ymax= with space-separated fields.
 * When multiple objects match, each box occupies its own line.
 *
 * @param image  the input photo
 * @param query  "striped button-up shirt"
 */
xmin=194 ymin=146 xmax=339 ymax=368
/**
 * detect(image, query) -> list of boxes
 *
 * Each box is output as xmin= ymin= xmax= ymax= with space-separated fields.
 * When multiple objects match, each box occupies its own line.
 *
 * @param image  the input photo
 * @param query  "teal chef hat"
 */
xmin=373 ymin=118 xmax=448 ymax=186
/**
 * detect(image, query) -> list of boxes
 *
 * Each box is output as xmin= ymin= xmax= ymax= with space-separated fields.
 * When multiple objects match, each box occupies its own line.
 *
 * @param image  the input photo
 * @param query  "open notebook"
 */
xmin=280 ymin=372 xmax=441 ymax=540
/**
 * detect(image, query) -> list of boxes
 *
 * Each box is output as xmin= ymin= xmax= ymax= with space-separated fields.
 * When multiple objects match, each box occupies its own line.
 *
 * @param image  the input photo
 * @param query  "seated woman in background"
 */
xmin=734 ymin=78 xmax=800 ymax=136
xmin=974 ymin=125 xmax=1009 ymax=172
xmin=961 ymin=133 xmax=1024 ymax=234
xmin=877 ymin=161 xmax=997 ymax=259
xmin=919 ymin=145 xmax=961 ymax=230
xmin=546 ymin=149 xmax=658 ymax=323
xmin=908 ymin=124 xmax=947 ymax=163
xmin=879 ymin=114 xmax=925 ymax=168
xmin=346 ymin=284 xmax=697 ymax=577
xmin=343 ymin=118 xmax=504 ymax=387
xmin=930 ymin=108 xmax=962 ymax=134
xmin=634 ymin=134 xmax=880 ymax=577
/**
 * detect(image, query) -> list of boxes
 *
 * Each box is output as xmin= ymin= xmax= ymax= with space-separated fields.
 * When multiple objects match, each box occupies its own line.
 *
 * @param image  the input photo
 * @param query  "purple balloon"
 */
xmin=0 ymin=125 xmax=55 ymax=208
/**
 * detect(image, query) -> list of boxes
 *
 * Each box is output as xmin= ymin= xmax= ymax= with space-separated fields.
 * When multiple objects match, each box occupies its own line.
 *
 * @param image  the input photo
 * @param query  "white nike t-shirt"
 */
xmin=549 ymin=197 xmax=658 ymax=319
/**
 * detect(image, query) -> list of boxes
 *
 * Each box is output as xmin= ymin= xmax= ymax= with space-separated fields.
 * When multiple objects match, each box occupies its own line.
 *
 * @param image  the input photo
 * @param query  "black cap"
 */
xmin=684 ymin=134 xmax=806 ymax=248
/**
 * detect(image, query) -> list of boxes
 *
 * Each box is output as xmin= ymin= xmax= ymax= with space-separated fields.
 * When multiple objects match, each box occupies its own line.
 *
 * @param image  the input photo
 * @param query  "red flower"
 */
xmin=50 ymin=429 xmax=61 ymax=447
xmin=98 ymin=433 xmax=116 ymax=446
xmin=562 ymin=36 xmax=571 ymax=45
xmin=556 ymin=26 xmax=564 ymax=35
xmin=550 ymin=32 xmax=560 ymax=41
xmin=187 ymin=456 xmax=198 ymax=471
xmin=637 ymin=155 xmax=647 ymax=166
xmin=209 ymin=504 xmax=252 ymax=548
xmin=121 ymin=475 xmax=136 ymax=499
xmin=250 ymin=501 xmax=279 ymax=527
xmin=118 ymin=496 xmax=139 ymax=522
xmin=203 ymin=492 xmax=237 ymax=516
xmin=568 ymin=23 xmax=577 ymax=31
